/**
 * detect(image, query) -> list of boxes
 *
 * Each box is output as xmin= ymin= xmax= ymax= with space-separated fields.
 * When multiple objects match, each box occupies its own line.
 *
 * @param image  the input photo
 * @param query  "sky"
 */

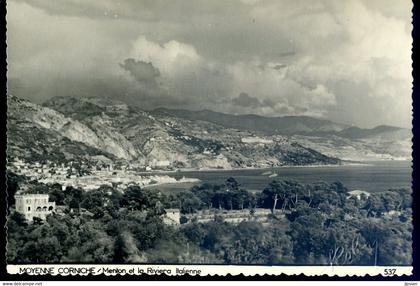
xmin=7 ymin=0 xmax=412 ymax=128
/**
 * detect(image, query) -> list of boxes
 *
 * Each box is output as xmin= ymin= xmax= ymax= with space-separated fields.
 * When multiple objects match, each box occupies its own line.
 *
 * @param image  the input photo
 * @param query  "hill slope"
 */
xmin=153 ymin=107 xmax=349 ymax=135
xmin=153 ymin=107 xmax=411 ymax=161
xmin=7 ymin=95 xmax=341 ymax=169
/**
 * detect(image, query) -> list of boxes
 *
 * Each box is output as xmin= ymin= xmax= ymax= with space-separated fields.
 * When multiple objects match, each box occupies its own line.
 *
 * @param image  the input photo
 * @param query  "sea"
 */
xmin=145 ymin=160 xmax=412 ymax=193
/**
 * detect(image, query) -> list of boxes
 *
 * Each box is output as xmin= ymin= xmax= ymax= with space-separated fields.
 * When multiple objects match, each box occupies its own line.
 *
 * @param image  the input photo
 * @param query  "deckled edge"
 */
xmin=5 ymin=265 xmax=413 ymax=278
xmin=411 ymin=0 xmax=418 ymax=280
xmin=2 ymin=0 xmax=9 ymax=280
xmin=1 ymin=0 xmax=416 ymax=280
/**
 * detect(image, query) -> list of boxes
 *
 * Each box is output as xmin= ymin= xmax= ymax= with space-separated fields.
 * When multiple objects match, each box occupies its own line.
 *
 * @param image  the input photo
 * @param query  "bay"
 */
xmin=145 ymin=160 xmax=412 ymax=193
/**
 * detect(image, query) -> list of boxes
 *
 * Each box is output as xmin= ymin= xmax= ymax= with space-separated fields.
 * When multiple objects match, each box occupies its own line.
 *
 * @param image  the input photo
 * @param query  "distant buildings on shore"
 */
xmin=8 ymin=157 xmax=199 ymax=192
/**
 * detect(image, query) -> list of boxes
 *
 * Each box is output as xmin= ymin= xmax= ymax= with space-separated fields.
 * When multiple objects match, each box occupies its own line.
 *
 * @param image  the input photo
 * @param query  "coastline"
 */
xmin=139 ymin=159 xmax=411 ymax=194
xmin=144 ymin=178 xmax=201 ymax=189
xmin=136 ymin=158 xmax=412 ymax=175
xmin=136 ymin=161 xmax=371 ymax=175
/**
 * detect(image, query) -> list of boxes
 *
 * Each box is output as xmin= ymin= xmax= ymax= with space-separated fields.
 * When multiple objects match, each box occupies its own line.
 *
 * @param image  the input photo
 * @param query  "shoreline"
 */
xmin=136 ymin=160 xmax=412 ymax=179
xmin=144 ymin=178 xmax=201 ymax=189
xmin=136 ymin=161 xmax=373 ymax=175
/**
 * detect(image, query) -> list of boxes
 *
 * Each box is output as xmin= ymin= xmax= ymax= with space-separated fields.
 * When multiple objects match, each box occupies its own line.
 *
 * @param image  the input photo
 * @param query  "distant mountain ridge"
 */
xmin=152 ymin=107 xmax=349 ymax=135
xmin=337 ymin=125 xmax=410 ymax=140
xmin=153 ymin=107 xmax=409 ymax=140
xmin=151 ymin=106 xmax=411 ymax=161
xmin=7 ymin=95 xmax=343 ymax=169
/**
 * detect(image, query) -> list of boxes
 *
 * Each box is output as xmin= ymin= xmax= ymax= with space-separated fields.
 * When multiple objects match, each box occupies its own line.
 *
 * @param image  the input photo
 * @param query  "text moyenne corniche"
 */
xmin=19 ymin=266 xmax=202 ymax=276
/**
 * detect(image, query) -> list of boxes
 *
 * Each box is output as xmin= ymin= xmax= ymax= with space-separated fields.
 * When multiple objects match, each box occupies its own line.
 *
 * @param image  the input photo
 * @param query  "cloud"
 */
xmin=129 ymin=36 xmax=201 ymax=75
xmin=232 ymin=92 xmax=262 ymax=108
xmin=124 ymin=37 xmax=336 ymax=117
xmin=7 ymin=0 xmax=412 ymax=128
xmin=119 ymin=59 xmax=160 ymax=86
xmin=225 ymin=61 xmax=337 ymax=117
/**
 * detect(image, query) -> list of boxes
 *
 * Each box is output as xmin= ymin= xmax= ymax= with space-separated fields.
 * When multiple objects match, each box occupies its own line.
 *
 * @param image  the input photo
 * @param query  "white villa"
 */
xmin=163 ymin=209 xmax=181 ymax=225
xmin=348 ymin=190 xmax=371 ymax=200
xmin=15 ymin=194 xmax=56 ymax=221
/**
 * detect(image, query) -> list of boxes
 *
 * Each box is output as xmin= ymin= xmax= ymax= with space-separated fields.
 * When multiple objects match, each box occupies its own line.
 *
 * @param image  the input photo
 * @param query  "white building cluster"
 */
xmin=14 ymin=194 xmax=55 ymax=221
xmin=9 ymin=157 xmax=199 ymax=193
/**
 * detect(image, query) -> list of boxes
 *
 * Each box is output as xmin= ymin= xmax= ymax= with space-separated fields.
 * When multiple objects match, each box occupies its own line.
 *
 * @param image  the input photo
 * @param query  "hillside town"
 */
xmin=8 ymin=157 xmax=200 ymax=192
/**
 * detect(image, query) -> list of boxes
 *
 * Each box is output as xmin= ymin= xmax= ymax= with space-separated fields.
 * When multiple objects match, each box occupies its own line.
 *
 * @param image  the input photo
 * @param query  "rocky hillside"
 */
xmin=154 ymin=107 xmax=412 ymax=161
xmin=7 ymin=95 xmax=118 ymax=164
xmin=291 ymin=125 xmax=411 ymax=161
xmin=7 ymin=95 xmax=341 ymax=169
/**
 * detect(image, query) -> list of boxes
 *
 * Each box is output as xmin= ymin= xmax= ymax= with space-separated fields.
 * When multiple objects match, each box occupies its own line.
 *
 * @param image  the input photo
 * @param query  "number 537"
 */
xmin=384 ymin=268 xmax=396 ymax=276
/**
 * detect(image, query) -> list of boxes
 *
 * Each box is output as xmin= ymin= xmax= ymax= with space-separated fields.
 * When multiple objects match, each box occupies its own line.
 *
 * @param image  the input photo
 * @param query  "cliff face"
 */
xmin=7 ymin=95 xmax=342 ymax=168
xmin=8 ymin=95 xmax=136 ymax=160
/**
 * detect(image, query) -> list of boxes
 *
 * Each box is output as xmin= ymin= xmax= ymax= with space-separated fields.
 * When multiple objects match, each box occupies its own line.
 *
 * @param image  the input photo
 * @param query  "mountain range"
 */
xmin=7 ymin=95 xmax=411 ymax=171
xmin=153 ymin=107 xmax=410 ymax=140
xmin=153 ymin=107 xmax=411 ymax=161
xmin=152 ymin=108 xmax=348 ymax=135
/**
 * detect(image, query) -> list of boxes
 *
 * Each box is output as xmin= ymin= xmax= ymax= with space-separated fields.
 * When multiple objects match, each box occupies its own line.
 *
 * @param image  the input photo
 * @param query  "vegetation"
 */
xmin=7 ymin=174 xmax=412 ymax=265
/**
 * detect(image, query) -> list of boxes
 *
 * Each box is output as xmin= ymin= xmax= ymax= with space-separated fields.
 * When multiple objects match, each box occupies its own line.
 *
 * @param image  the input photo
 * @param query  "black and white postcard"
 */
xmin=2 ymin=0 xmax=416 ymax=279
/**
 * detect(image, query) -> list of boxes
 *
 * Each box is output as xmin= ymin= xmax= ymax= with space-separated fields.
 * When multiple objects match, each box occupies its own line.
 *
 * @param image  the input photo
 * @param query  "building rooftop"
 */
xmin=15 ymin=193 xmax=49 ymax=198
xmin=348 ymin=190 xmax=371 ymax=196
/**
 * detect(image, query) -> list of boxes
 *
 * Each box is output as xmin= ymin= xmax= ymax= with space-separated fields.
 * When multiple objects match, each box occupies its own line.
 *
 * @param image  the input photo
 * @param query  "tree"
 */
xmin=63 ymin=221 xmax=114 ymax=263
xmin=360 ymin=218 xmax=412 ymax=266
xmin=359 ymin=219 xmax=388 ymax=266
xmin=113 ymin=231 xmax=146 ymax=263
xmin=182 ymin=223 xmax=207 ymax=246
xmin=6 ymin=238 xmax=18 ymax=263
xmin=63 ymin=186 xmax=83 ymax=210
xmin=267 ymin=231 xmax=295 ymax=264
xmin=306 ymin=182 xmax=344 ymax=208
xmin=262 ymin=180 xmax=305 ymax=213
xmin=121 ymin=186 xmax=148 ymax=211
xmin=262 ymin=181 xmax=285 ymax=213
xmin=176 ymin=191 xmax=202 ymax=214
xmin=192 ymin=184 xmax=214 ymax=209
xmin=380 ymin=191 xmax=402 ymax=212
xmin=323 ymin=223 xmax=371 ymax=266
xmin=364 ymin=194 xmax=385 ymax=217
xmin=288 ymin=208 xmax=326 ymax=263
xmin=9 ymin=211 xmax=27 ymax=227
xmin=6 ymin=171 xmax=25 ymax=207
xmin=81 ymin=189 xmax=104 ymax=211
xmin=225 ymin=177 xmax=240 ymax=191
xmin=19 ymin=225 xmax=63 ymax=263
xmin=48 ymin=183 xmax=65 ymax=205
xmin=232 ymin=189 xmax=251 ymax=210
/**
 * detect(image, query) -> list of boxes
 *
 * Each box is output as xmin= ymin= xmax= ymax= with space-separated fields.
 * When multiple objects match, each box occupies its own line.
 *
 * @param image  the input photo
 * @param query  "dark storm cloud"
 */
xmin=7 ymin=0 xmax=412 ymax=128
xmin=12 ymin=0 xmax=250 ymax=21
xmin=119 ymin=59 xmax=160 ymax=86
xmin=232 ymin=92 xmax=262 ymax=108
xmin=273 ymin=64 xmax=287 ymax=70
